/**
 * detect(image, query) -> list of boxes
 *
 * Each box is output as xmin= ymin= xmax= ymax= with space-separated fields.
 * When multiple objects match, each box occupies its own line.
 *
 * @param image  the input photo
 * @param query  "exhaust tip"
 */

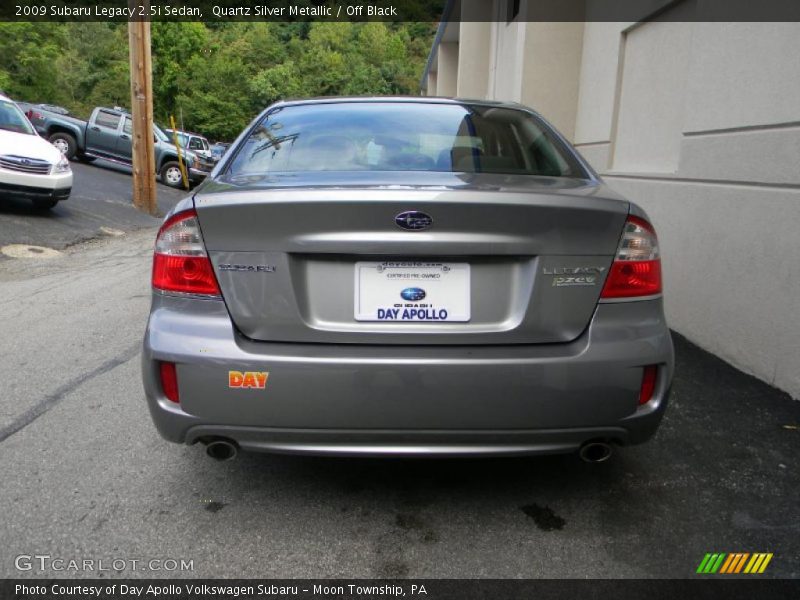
xmin=206 ymin=439 xmax=238 ymax=461
xmin=579 ymin=441 xmax=613 ymax=463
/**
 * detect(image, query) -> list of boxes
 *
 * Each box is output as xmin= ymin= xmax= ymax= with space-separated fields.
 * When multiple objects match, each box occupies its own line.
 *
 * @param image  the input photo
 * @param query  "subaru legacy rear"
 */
xmin=141 ymin=98 xmax=673 ymax=462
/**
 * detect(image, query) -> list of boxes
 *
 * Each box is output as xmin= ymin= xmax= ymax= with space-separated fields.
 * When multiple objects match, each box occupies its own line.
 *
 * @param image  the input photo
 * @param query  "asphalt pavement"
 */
xmin=0 ymin=159 xmax=185 ymax=253
xmin=0 ymin=165 xmax=798 ymax=579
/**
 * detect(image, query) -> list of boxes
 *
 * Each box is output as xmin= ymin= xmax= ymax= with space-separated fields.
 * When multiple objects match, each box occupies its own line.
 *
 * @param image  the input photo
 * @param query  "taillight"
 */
xmin=601 ymin=215 xmax=662 ymax=299
xmin=159 ymin=361 xmax=180 ymax=403
xmin=639 ymin=365 xmax=658 ymax=405
xmin=152 ymin=209 xmax=221 ymax=297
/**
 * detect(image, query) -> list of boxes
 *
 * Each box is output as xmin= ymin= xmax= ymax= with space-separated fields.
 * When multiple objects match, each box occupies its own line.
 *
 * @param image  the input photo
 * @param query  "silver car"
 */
xmin=142 ymin=98 xmax=673 ymax=462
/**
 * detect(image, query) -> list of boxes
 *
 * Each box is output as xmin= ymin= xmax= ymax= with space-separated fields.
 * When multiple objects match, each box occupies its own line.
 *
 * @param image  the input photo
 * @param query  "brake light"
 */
xmin=639 ymin=365 xmax=658 ymax=405
xmin=601 ymin=215 xmax=662 ymax=298
xmin=152 ymin=209 xmax=221 ymax=296
xmin=159 ymin=361 xmax=180 ymax=403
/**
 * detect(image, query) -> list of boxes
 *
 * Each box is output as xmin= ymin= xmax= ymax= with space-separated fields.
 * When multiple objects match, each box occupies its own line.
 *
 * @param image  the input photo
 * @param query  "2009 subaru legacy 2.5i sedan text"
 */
xmin=141 ymin=97 xmax=673 ymax=463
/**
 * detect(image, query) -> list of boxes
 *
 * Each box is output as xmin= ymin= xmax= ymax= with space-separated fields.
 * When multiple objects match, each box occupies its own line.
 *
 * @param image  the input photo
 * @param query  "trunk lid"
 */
xmin=194 ymin=172 xmax=628 ymax=345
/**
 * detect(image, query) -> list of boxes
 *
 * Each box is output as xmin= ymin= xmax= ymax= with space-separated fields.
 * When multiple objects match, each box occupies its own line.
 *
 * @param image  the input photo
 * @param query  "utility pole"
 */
xmin=128 ymin=1 xmax=157 ymax=215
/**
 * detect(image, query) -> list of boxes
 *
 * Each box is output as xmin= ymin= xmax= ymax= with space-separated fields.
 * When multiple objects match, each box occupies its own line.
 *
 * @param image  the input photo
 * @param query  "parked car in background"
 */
xmin=142 ymin=97 xmax=674 ymax=463
xmin=165 ymin=128 xmax=215 ymax=163
xmin=210 ymin=142 xmax=230 ymax=162
xmin=0 ymin=93 xmax=71 ymax=209
xmin=16 ymin=102 xmax=73 ymax=136
xmin=37 ymin=103 xmax=70 ymax=116
xmin=34 ymin=106 xmax=212 ymax=188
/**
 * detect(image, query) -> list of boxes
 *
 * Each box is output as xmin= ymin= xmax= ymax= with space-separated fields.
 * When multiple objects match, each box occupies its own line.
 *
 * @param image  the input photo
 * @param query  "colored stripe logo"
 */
xmin=697 ymin=553 xmax=773 ymax=574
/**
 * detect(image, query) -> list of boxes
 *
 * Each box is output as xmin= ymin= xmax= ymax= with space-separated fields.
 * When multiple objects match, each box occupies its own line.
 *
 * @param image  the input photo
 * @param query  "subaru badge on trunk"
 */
xmin=395 ymin=211 xmax=433 ymax=231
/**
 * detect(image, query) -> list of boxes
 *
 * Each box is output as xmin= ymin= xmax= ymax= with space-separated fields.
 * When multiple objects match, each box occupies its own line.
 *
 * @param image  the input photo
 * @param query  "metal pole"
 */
xmin=169 ymin=115 xmax=190 ymax=190
xmin=128 ymin=1 xmax=157 ymax=215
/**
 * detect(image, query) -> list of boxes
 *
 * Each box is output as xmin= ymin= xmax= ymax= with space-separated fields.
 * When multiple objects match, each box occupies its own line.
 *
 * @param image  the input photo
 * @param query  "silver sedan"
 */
xmin=141 ymin=97 xmax=673 ymax=462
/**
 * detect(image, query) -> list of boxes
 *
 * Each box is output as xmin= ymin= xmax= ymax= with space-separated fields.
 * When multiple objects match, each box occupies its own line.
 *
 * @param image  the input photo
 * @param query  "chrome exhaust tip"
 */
xmin=205 ymin=439 xmax=238 ymax=461
xmin=579 ymin=441 xmax=613 ymax=463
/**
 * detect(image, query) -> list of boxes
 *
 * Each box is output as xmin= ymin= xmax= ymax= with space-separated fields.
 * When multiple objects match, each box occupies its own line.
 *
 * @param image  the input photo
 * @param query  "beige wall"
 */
xmin=436 ymin=42 xmax=459 ymax=97
xmin=456 ymin=3 xmax=493 ymax=99
xmin=519 ymin=22 xmax=584 ymax=140
xmin=573 ymin=15 xmax=800 ymax=398
xmin=489 ymin=20 xmax=526 ymax=102
xmin=426 ymin=71 xmax=437 ymax=96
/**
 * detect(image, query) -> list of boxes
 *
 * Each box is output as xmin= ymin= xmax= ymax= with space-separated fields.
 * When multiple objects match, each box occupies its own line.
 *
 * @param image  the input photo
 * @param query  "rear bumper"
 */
xmin=142 ymin=296 xmax=674 ymax=457
xmin=189 ymin=167 xmax=211 ymax=182
xmin=163 ymin=424 xmax=664 ymax=457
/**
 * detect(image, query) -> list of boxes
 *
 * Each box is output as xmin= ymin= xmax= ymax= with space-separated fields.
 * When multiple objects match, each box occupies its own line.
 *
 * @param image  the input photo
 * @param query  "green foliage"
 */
xmin=0 ymin=70 xmax=11 ymax=93
xmin=0 ymin=21 xmax=436 ymax=141
xmin=0 ymin=23 xmax=68 ymax=103
xmin=251 ymin=61 xmax=305 ymax=107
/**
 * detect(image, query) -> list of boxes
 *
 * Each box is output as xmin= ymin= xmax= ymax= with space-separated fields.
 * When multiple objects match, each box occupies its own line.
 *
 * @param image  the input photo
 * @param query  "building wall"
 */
xmin=436 ymin=42 xmax=459 ymax=97
xmin=424 ymin=0 xmax=800 ymax=398
xmin=489 ymin=20 xmax=526 ymax=102
xmin=456 ymin=3 xmax=493 ymax=98
xmin=519 ymin=22 xmax=584 ymax=141
xmin=573 ymin=13 xmax=800 ymax=398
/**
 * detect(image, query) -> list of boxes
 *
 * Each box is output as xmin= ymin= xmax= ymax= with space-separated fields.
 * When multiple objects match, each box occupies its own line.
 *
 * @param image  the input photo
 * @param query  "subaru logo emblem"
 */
xmin=395 ymin=211 xmax=432 ymax=231
xmin=401 ymin=287 xmax=426 ymax=302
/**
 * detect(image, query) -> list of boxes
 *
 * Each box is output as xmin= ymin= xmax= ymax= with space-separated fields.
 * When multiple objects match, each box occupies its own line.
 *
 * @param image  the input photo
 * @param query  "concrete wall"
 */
xmin=456 ymin=2 xmax=493 ymax=99
xmin=519 ymin=22 xmax=584 ymax=141
xmin=573 ymin=13 xmax=800 ymax=398
xmin=489 ymin=19 xmax=526 ymax=102
xmin=426 ymin=71 xmax=438 ymax=96
xmin=436 ymin=42 xmax=459 ymax=97
xmin=488 ymin=16 xmax=585 ymax=137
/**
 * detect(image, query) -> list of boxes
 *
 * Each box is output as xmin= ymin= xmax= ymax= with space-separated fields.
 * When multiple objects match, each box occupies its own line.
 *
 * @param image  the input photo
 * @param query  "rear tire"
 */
xmin=159 ymin=161 xmax=185 ymax=189
xmin=49 ymin=132 xmax=77 ymax=160
xmin=32 ymin=198 xmax=58 ymax=210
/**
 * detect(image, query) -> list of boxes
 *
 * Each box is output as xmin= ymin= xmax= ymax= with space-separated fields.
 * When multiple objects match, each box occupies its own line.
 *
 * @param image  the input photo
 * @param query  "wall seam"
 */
xmin=604 ymin=173 xmax=800 ymax=191
xmin=684 ymin=121 xmax=800 ymax=137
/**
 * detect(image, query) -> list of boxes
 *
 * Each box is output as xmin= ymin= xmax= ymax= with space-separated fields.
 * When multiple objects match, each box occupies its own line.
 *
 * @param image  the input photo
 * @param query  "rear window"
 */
xmin=226 ymin=102 xmax=585 ymax=178
xmin=95 ymin=110 xmax=121 ymax=130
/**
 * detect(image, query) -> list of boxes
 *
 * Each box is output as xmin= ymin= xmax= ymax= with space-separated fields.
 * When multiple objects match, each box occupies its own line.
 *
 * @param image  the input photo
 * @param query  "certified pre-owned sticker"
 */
xmin=228 ymin=371 xmax=269 ymax=389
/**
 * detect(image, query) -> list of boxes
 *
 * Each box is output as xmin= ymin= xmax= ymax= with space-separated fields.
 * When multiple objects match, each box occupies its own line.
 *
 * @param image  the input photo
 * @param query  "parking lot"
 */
xmin=0 ymin=162 xmax=798 ymax=579
xmin=0 ymin=160 xmax=184 ymax=252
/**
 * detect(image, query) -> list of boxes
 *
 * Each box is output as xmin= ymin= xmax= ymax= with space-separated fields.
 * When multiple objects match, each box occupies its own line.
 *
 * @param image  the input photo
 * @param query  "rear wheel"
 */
xmin=160 ymin=161 xmax=185 ymax=189
xmin=49 ymin=132 xmax=77 ymax=160
xmin=32 ymin=198 xmax=58 ymax=210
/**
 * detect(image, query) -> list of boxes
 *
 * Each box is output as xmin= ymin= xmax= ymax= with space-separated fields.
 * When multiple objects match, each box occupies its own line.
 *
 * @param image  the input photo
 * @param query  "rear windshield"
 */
xmin=226 ymin=102 xmax=586 ymax=178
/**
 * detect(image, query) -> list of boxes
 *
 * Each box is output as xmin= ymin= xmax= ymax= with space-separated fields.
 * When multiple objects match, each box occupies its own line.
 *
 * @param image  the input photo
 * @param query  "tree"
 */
xmin=0 ymin=21 xmax=436 ymax=141
xmin=251 ymin=61 xmax=306 ymax=107
xmin=0 ymin=23 xmax=67 ymax=102
xmin=150 ymin=22 xmax=207 ymax=119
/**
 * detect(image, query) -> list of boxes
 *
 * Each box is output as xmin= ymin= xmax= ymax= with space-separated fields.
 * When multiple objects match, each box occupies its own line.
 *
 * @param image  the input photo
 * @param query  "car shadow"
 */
xmin=201 ymin=446 xmax=633 ymax=505
xmin=83 ymin=158 xmax=196 ymax=191
xmin=0 ymin=195 xmax=68 ymax=218
xmin=173 ymin=331 xmax=800 ymax=542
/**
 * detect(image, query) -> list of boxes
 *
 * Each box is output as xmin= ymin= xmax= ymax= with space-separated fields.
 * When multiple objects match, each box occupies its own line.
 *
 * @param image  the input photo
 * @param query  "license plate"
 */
xmin=354 ymin=261 xmax=470 ymax=322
